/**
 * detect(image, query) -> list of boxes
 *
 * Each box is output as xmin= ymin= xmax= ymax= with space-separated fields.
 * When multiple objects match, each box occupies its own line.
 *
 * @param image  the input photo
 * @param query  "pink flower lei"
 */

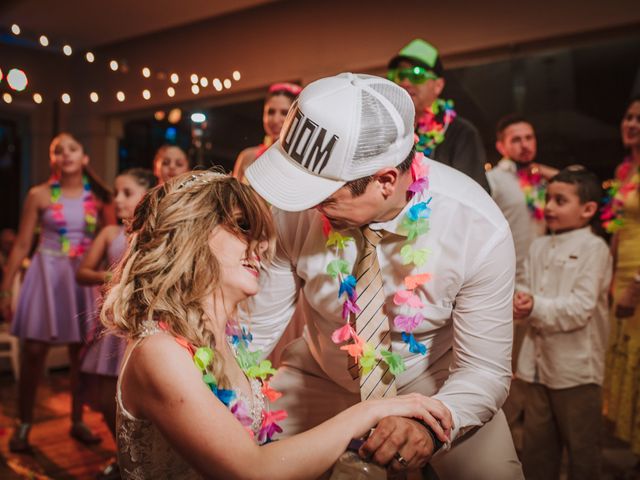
xmin=325 ymin=152 xmax=434 ymax=378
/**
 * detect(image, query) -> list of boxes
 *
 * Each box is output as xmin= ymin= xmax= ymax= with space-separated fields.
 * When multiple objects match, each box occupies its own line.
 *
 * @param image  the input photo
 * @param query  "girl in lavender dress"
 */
xmin=77 ymin=168 xmax=157 ymax=478
xmin=0 ymin=132 xmax=115 ymax=452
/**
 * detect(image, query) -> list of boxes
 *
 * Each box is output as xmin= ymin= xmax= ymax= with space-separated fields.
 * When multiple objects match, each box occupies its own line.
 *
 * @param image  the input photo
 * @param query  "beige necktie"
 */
xmin=349 ymin=225 xmax=397 ymax=400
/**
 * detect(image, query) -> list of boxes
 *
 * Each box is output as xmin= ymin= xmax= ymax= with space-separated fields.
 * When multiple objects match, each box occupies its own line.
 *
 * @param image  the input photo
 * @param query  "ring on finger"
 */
xmin=393 ymin=452 xmax=409 ymax=467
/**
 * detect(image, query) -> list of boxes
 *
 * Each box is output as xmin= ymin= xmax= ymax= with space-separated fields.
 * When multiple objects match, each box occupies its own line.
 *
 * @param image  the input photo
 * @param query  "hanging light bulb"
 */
xmin=3 ymin=93 xmax=12 ymax=104
xmin=142 ymin=67 xmax=151 ymax=78
xmin=61 ymin=93 xmax=71 ymax=104
xmin=39 ymin=35 xmax=49 ymax=47
xmin=170 ymin=73 xmax=179 ymax=84
xmin=7 ymin=69 xmax=28 ymax=92
xmin=142 ymin=89 xmax=151 ymax=100
xmin=90 ymin=92 xmax=99 ymax=103
xmin=33 ymin=93 xmax=43 ymax=104
xmin=190 ymin=73 xmax=198 ymax=84
xmin=223 ymin=79 xmax=232 ymax=89
xmin=116 ymin=91 xmax=125 ymax=102
xmin=63 ymin=45 xmax=73 ymax=56
xmin=232 ymin=70 xmax=241 ymax=81
xmin=199 ymin=77 xmax=209 ymax=87
xmin=167 ymin=86 xmax=175 ymax=97
xmin=213 ymin=78 xmax=222 ymax=91
xmin=11 ymin=24 xmax=21 ymax=35
xmin=191 ymin=84 xmax=200 ymax=95
xmin=109 ymin=60 xmax=119 ymax=71
xmin=85 ymin=52 xmax=95 ymax=63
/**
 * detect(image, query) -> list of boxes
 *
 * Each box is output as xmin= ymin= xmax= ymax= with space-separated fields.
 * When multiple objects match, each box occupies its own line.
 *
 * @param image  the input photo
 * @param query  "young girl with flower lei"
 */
xmin=102 ymin=171 xmax=444 ymax=479
xmin=0 ymin=132 xmax=115 ymax=452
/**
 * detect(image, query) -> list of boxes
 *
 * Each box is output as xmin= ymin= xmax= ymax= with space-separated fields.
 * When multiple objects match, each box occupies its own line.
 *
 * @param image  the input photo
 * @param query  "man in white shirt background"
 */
xmin=244 ymin=73 xmax=523 ymax=478
xmin=488 ymin=114 xmax=558 ymax=431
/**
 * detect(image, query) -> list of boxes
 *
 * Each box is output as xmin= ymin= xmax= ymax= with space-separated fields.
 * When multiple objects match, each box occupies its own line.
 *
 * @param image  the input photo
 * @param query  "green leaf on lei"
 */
xmin=235 ymin=347 xmax=262 ymax=372
xmin=193 ymin=346 xmax=214 ymax=372
xmin=326 ymin=232 xmax=354 ymax=251
xmin=246 ymin=359 xmax=277 ymax=381
xmin=327 ymin=259 xmax=351 ymax=279
xmin=400 ymin=217 xmax=429 ymax=241
xmin=400 ymin=245 xmax=430 ymax=267
xmin=359 ymin=344 xmax=378 ymax=375
xmin=379 ymin=349 xmax=406 ymax=376
xmin=202 ymin=372 xmax=217 ymax=387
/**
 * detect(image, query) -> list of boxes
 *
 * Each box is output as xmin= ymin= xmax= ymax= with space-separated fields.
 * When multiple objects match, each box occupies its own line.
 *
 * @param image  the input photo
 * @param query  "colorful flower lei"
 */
xmin=601 ymin=157 xmax=640 ymax=233
xmin=49 ymin=175 xmax=97 ymax=256
xmin=326 ymin=152 xmax=433 ymax=378
xmin=415 ymin=99 xmax=456 ymax=157
xmin=516 ymin=167 xmax=545 ymax=220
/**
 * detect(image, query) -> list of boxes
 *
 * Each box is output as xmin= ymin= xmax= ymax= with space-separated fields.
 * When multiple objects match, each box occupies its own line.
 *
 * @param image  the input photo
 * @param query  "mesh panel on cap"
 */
xmin=369 ymin=82 xmax=414 ymax=137
xmin=352 ymin=90 xmax=397 ymax=163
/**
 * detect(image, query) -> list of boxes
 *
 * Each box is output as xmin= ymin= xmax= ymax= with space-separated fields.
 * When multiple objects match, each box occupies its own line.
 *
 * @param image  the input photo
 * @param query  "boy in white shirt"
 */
xmin=514 ymin=167 xmax=612 ymax=480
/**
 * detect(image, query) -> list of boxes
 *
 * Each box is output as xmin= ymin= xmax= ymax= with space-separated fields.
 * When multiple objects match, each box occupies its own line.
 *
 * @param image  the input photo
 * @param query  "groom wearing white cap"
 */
xmin=244 ymin=73 xmax=523 ymax=478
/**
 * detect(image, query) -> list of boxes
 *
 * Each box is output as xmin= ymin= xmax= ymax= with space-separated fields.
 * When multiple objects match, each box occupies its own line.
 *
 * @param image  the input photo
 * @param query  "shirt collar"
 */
xmin=549 ymin=226 xmax=591 ymax=244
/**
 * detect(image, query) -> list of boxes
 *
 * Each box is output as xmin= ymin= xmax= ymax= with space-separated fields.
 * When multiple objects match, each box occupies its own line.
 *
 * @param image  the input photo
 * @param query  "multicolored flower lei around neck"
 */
xmin=516 ymin=166 xmax=546 ymax=220
xmin=226 ymin=323 xmax=287 ymax=443
xmin=601 ymin=157 xmax=640 ymax=233
xmin=326 ymin=152 xmax=433 ymax=378
xmin=415 ymin=98 xmax=456 ymax=157
xmin=49 ymin=174 xmax=97 ymax=256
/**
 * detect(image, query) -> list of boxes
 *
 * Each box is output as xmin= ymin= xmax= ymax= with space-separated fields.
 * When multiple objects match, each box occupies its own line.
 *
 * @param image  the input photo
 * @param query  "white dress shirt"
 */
xmin=246 ymin=159 xmax=515 ymax=440
xmin=516 ymin=227 xmax=612 ymax=388
xmin=487 ymin=159 xmax=546 ymax=285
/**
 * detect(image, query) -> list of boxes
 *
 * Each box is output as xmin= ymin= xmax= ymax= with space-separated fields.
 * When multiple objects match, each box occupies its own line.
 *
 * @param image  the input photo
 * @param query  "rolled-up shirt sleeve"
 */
xmin=432 ymin=227 xmax=515 ymax=439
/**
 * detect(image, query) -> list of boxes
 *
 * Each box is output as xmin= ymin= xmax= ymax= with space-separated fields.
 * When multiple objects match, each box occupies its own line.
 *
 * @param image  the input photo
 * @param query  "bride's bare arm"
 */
xmin=123 ymin=334 xmax=451 ymax=480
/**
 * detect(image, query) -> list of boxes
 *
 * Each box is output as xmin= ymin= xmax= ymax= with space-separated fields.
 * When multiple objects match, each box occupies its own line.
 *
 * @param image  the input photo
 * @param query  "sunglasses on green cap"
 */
xmin=387 ymin=66 xmax=439 ymax=85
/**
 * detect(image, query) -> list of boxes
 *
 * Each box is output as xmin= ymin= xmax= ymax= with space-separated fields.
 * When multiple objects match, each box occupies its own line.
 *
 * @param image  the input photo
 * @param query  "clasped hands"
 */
xmin=513 ymin=291 xmax=533 ymax=320
xmin=359 ymin=397 xmax=452 ymax=474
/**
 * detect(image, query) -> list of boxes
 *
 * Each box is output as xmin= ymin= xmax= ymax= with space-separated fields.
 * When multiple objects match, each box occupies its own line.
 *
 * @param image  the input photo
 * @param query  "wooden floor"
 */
xmin=0 ymin=370 xmax=115 ymax=480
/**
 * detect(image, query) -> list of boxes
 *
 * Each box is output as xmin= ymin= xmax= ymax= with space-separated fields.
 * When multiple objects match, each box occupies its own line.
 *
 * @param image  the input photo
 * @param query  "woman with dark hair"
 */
xmin=233 ymin=82 xmax=302 ymax=183
xmin=0 ymin=132 xmax=115 ymax=452
xmin=604 ymin=96 xmax=640 ymax=459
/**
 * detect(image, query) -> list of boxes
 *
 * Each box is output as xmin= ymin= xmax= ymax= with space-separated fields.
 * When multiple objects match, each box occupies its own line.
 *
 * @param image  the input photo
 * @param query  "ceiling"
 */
xmin=0 ymin=0 xmax=278 ymax=48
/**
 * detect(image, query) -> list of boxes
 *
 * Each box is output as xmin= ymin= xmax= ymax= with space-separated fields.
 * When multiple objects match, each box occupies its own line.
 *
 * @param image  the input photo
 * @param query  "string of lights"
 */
xmin=0 ymin=23 xmax=242 ymax=105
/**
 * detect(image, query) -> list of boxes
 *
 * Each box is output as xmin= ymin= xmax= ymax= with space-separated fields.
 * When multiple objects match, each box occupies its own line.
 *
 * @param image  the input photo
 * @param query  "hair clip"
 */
xmin=177 ymin=171 xmax=225 ymax=190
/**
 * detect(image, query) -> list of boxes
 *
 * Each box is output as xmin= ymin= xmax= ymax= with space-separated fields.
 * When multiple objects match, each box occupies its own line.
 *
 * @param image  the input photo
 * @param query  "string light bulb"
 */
xmin=199 ymin=77 xmax=209 ymax=87
xmin=90 ymin=92 xmax=99 ymax=103
xmin=213 ymin=78 xmax=222 ymax=91
xmin=191 ymin=84 xmax=200 ymax=95
xmin=3 ymin=93 xmax=12 ymax=104
xmin=109 ymin=60 xmax=119 ymax=71
xmin=142 ymin=67 xmax=151 ymax=78
xmin=11 ymin=24 xmax=20 ymax=35
xmin=63 ymin=45 xmax=72 ymax=56
xmin=39 ymin=35 xmax=49 ymax=47
xmin=232 ymin=70 xmax=241 ymax=81
xmin=61 ymin=93 xmax=71 ymax=104
xmin=33 ymin=93 xmax=43 ymax=104
xmin=7 ymin=69 xmax=28 ymax=91
xmin=170 ymin=73 xmax=179 ymax=84
xmin=85 ymin=52 xmax=95 ymax=63
xmin=167 ymin=86 xmax=175 ymax=97
xmin=142 ymin=89 xmax=151 ymax=100
xmin=223 ymin=79 xmax=232 ymax=89
xmin=190 ymin=74 xmax=198 ymax=84
xmin=116 ymin=91 xmax=125 ymax=102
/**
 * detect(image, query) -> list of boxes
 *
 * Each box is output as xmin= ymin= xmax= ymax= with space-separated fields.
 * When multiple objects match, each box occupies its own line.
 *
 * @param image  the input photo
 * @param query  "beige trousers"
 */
xmin=271 ymin=338 xmax=524 ymax=480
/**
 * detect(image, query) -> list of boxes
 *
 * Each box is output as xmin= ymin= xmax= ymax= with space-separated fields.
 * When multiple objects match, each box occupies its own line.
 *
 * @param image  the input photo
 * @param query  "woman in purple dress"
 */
xmin=77 ymin=168 xmax=156 ymax=479
xmin=0 ymin=132 xmax=115 ymax=452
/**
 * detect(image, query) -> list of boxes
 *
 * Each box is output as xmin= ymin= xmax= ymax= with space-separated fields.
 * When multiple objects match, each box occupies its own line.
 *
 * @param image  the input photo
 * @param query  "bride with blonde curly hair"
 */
xmin=102 ymin=170 xmax=451 ymax=479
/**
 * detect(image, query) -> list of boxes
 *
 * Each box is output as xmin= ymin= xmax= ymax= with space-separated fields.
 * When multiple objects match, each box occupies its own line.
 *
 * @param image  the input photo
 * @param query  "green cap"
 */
xmin=388 ymin=39 xmax=443 ymax=76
